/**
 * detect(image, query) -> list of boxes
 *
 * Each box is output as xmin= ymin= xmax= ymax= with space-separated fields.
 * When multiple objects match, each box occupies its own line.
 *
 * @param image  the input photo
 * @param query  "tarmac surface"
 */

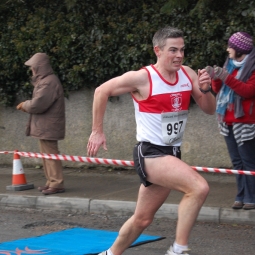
xmin=0 ymin=164 xmax=255 ymax=225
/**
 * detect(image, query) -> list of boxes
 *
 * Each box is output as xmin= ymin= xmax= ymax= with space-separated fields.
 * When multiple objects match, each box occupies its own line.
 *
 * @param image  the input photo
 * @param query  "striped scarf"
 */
xmin=216 ymin=57 xmax=247 ymax=121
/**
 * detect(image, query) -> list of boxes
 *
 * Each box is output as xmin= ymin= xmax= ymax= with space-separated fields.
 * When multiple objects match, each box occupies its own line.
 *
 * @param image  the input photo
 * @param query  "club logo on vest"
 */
xmin=170 ymin=93 xmax=182 ymax=111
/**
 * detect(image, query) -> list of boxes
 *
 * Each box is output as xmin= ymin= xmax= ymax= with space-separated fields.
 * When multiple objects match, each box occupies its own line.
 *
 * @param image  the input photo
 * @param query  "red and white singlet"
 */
xmin=132 ymin=64 xmax=193 ymax=146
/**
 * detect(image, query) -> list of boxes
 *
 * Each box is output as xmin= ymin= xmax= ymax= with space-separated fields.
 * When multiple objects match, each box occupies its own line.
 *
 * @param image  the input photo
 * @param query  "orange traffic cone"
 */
xmin=6 ymin=150 xmax=34 ymax=191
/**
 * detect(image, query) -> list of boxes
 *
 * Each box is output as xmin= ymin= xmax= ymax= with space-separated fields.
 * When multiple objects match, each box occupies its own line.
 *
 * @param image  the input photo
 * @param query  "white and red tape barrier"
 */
xmin=1 ymin=150 xmax=255 ymax=176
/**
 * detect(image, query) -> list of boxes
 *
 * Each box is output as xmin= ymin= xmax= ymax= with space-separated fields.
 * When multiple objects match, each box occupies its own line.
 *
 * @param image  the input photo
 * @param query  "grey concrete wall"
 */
xmin=0 ymin=88 xmax=232 ymax=168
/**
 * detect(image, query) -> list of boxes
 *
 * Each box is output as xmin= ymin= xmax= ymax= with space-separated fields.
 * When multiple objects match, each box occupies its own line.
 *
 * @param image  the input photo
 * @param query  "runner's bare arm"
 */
xmin=184 ymin=66 xmax=216 ymax=115
xmin=87 ymin=69 xmax=148 ymax=157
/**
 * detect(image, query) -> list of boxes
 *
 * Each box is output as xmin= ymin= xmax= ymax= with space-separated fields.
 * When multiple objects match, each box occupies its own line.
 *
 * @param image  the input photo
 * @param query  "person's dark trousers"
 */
xmin=224 ymin=125 xmax=255 ymax=204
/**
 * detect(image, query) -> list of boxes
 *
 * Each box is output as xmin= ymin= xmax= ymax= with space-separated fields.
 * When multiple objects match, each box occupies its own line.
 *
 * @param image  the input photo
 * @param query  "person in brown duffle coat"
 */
xmin=17 ymin=53 xmax=66 ymax=195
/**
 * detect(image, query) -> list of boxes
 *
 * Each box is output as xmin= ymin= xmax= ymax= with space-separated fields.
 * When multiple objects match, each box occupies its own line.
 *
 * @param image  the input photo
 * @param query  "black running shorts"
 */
xmin=133 ymin=142 xmax=181 ymax=187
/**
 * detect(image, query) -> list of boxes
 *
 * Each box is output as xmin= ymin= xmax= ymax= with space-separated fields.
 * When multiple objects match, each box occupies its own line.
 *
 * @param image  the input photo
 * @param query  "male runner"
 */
xmin=87 ymin=26 xmax=216 ymax=255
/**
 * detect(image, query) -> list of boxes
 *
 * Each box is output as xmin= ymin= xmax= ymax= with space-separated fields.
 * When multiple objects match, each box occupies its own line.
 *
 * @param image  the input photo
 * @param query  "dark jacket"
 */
xmin=22 ymin=53 xmax=65 ymax=140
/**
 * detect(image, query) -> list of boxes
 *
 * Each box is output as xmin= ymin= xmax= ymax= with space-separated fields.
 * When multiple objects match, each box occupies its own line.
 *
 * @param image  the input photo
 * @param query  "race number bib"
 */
xmin=161 ymin=110 xmax=188 ymax=145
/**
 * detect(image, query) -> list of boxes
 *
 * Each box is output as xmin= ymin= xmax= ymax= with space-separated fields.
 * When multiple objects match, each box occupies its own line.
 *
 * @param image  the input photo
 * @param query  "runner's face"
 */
xmin=160 ymin=37 xmax=185 ymax=71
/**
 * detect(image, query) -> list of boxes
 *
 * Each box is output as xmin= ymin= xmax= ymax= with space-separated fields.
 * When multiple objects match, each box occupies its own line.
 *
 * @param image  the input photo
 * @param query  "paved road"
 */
xmin=0 ymin=207 xmax=255 ymax=255
xmin=1 ymin=166 xmax=255 ymax=226
xmin=1 ymin=165 xmax=255 ymax=254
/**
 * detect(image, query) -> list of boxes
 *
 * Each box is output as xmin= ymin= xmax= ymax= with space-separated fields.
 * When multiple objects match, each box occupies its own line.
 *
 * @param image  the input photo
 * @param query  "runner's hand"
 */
xmin=198 ymin=69 xmax=211 ymax=91
xmin=87 ymin=131 xmax=107 ymax=157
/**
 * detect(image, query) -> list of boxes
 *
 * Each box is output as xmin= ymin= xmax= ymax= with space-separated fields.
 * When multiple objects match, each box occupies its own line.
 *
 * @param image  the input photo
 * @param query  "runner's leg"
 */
xmin=110 ymin=184 xmax=170 ymax=255
xmin=145 ymin=155 xmax=209 ymax=246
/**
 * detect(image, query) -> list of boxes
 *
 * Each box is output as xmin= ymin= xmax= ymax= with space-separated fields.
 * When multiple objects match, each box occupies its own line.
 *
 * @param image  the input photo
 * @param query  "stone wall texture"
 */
xmin=0 ymin=88 xmax=232 ymax=168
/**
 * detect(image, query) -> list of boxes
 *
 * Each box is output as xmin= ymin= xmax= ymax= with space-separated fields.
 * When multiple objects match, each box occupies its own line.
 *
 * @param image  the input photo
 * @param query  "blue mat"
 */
xmin=0 ymin=227 xmax=165 ymax=255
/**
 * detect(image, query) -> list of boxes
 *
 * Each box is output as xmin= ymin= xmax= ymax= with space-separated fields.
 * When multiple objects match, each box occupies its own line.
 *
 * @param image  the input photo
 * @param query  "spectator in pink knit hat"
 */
xmin=205 ymin=32 xmax=255 ymax=210
xmin=228 ymin=32 xmax=253 ymax=55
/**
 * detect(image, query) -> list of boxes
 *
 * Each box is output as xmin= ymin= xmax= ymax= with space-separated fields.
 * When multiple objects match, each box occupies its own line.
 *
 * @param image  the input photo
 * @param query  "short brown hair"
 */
xmin=152 ymin=26 xmax=184 ymax=49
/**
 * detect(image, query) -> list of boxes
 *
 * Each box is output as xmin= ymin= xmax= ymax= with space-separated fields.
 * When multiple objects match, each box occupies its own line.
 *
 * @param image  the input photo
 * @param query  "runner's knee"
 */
xmin=196 ymin=179 xmax=209 ymax=199
xmin=133 ymin=214 xmax=153 ymax=229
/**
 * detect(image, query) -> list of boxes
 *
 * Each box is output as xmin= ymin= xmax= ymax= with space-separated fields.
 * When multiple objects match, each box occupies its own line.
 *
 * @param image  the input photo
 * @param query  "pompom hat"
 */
xmin=228 ymin=32 xmax=253 ymax=54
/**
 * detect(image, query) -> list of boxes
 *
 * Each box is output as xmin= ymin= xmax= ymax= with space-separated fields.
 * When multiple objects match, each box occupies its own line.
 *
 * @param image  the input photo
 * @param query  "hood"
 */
xmin=25 ymin=53 xmax=54 ymax=78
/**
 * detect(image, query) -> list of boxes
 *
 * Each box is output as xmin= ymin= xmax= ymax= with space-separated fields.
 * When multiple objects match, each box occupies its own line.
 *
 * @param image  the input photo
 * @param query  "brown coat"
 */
xmin=22 ymin=53 xmax=65 ymax=140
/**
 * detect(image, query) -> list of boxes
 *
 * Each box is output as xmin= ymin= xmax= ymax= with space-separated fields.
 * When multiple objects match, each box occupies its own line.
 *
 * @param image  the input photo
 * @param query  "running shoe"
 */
xmin=165 ymin=246 xmax=190 ymax=255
